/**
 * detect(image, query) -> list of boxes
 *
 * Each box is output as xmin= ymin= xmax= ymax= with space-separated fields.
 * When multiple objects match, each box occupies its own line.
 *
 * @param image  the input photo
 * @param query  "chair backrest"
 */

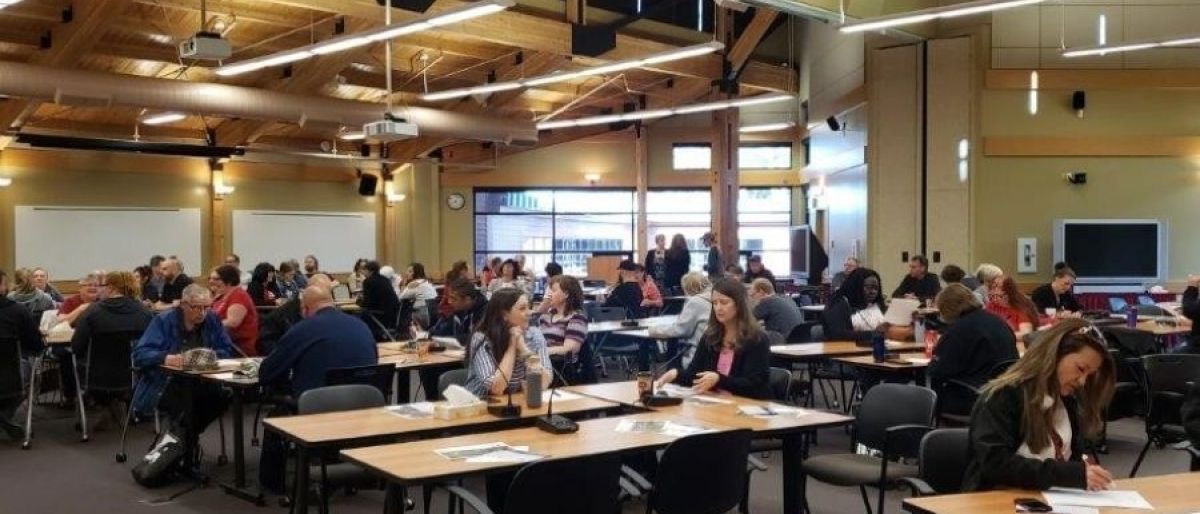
xmin=503 ymin=453 xmax=623 ymax=514
xmin=1102 ymin=326 xmax=1158 ymax=359
xmin=331 ymin=283 xmax=351 ymax=301
xmin=396 ymin=298 xmax=416 ymax=333
xmin=1141 ymin=354 xmax=1200 ymax=426
xmin=917 ymin=428 xmax=970 ymax=495
xmin=298 ymin=384 xmax=385 ymax=415
xmin=856 ymin=384 xmax=937 ymax=457
xmin=989 ymin=359 xmax=1019 ymax=378
xmin=0 ymin=337 xmax=21 ymax=400
xmin=436 ymin=368 xmax=469 ymax=400
xmin=324 ymin=363 xmax=396 ymax=402
xmin=651 ymin=429 xmax=753 ymax=514
xmin=590 ymin=306 xmax=626 ymax=322
xmin=581 ymin=279 xmax=606 ymax=289
xmin=84 ymin=329 xmax=144 ymax=391
xmin=768 ymin=367 xmax=792 ymax=403
xmin=785 ymin=322 xmax=814 ymax=343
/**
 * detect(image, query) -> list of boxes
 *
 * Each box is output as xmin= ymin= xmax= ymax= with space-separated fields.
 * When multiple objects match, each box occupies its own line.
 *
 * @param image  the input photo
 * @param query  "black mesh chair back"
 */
xmin=0 ymin=337 xmax=20 ymax=401
xmin=856 ymin=384 xmax=937 ymax=458
xmin=768 ymin=367 xmax=792 ymax=403
xmin=503 ymin=453 xmax=623 ymax=514
xmin=1129 ymin=354 xmax=1200 ymax=477
xmin=436 ymin=368 xmax=469 ymax=400
xmin=785 ymin=322 xmax=815 ymax=343
xmin=650 ymin=429 xmax=753 ymax=514
xmin=324 ymin=363 xmax=396 ymax=403
xmin=590 ymin=306 xmax=626 ymax=322
xmin=83 ymin=330 xmax=143 ymax=392
xmin=298 ymin=384 xmax=385 ymax=415
xmin=917 ymin=428 xmax=970 ymax=494
xmin=1106 ymin=349 xmax=1143 ymax=421
xmin=1102 ymin=327 xmax=1158 ymax=359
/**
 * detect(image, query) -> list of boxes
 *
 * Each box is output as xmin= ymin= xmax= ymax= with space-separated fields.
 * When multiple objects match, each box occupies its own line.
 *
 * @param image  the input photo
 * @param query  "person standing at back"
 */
xmin=701 ymin=232 xmax=721 ymax=279
xmin=644 ymin=234 xmax=669 ymax=291
xmin=662 ymin=234 xmax=692 ymax=293
xmin=257 ymin=284 xmax=378 ymax=494
xmin=0 ymin=270 xmax=43 ymax=440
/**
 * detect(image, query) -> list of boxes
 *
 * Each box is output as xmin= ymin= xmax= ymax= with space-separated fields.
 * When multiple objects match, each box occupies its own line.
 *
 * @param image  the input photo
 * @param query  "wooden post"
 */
xmin=712 ymin=7 xmax=739 ymax=271
xmin=634 ymin=126 xmax=648 ymax=264
xmin=566 ymin=0 xmax=585 ymax=24
xmin=209 ymin=163 xmax=227 ymax=271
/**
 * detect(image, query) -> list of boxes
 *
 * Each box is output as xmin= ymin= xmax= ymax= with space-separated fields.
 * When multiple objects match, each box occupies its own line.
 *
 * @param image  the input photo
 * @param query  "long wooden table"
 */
xmin=268 ymin=391 xmax=623 ymax=513
xmin=587 ymin=314 xmax=678 ymax=334
xmin=770 ymin=340 xmax=925 ymax=362
xmin=903 ymin=472 xmax=1200 ymax=514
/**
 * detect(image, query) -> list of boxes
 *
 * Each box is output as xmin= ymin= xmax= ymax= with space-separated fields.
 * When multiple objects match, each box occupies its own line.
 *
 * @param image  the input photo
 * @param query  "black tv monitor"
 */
xmin=1053 ymin=219 xmax=1165 ymax=284
xmin=789 ymin=225 xmax=811 ymax=280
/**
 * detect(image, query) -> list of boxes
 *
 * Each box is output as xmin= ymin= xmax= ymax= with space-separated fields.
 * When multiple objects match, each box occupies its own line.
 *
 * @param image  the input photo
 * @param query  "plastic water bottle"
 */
xmin=525 ymin=355 xmax=543 ymax=408
xmin=913 ymin=319 xmax=926 ymax=348
xmin=871 ymin=332 xmax=886 ymax=363
xmin=1125 ymin=305 xmax=1138 ymax=328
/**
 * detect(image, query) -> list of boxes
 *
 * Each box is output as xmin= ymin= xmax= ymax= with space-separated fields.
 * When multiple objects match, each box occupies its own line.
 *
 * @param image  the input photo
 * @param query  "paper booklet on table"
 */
xmin=435 ymin=442 xmax=543 ymax=463
xmin=614 ymin=419 xmax=713 ymax=437
xmin=883 ymin=298 xmax=920 ymax=326
xmin=386 ymin=402 xmax=434 ymax=419
xmin=737 ymin=403 xmax=811 ymax=418
xmin=1042 ymin=488 xmax=1153 ymax=510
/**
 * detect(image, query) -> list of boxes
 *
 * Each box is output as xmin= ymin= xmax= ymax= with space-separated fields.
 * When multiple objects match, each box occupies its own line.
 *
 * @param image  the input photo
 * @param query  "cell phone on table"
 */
xmin=1013 ymin=498 xmax=1052 ymax=512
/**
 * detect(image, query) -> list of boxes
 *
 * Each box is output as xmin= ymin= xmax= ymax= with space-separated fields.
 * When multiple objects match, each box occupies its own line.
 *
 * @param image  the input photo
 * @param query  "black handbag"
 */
xmin=131 ymin=431 xmax=185 ymax=488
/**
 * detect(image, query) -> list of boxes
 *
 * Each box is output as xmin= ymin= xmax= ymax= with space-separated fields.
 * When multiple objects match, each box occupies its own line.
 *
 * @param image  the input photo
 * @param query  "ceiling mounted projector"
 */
xmin=179 ymin=32 xmax=232 ymax=61
xmin=363 ymin=117 xmax=418 ymax=142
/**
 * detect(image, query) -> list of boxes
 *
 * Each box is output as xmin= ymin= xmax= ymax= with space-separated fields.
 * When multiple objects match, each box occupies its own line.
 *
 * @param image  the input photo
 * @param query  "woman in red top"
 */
xmin=208 ymin=264 xmax=259 ymax=356
xmin=985 ymin=275 xmax=1039 ymax=338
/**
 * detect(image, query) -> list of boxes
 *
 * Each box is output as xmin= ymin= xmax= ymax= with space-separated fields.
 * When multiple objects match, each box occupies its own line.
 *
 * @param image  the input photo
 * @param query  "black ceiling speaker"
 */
xmin=825 ymin=116 xmax=840 ymax=132
xmin=572 ymin=24 xmax=616 ymax=57
xmin=358 ymin=173 xmax=378 ymax=196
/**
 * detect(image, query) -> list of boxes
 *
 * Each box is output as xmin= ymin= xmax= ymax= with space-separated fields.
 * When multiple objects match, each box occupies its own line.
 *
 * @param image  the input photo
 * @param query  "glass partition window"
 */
xmin=644 ymin=188 xmax=792 ymax=275
xmin=671 ymin=143 xmax=795 ymax=171
xmin=475 ymin=189 xmax=635 ymax=277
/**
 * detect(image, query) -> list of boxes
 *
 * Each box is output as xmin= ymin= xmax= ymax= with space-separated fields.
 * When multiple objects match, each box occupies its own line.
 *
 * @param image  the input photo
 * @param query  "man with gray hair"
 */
xmin=832 ymin=256 xmax=860 ymax=290
xmin=132 ymin=283 xmax=234 ymax=452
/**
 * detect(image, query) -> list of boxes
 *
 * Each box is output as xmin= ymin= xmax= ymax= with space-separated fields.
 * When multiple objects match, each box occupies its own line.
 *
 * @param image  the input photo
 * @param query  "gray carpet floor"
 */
xmin=0 ymin=381 xmax=1192 ymax=514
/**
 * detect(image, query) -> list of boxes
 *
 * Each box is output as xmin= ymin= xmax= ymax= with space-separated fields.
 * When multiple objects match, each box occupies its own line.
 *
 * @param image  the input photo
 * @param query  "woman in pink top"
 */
xmin=636 ymin=263 xmax=664 ymax=312
xmin=655 ymin=278 xmax=771 ymax=399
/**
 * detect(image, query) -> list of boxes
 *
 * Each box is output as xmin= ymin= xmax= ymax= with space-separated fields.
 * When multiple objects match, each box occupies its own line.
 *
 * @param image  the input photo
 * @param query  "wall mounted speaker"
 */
xmin=358 ymin=174 xmax=378 ymax=196
xmin=1072 ymin=90 xmax=1086 ymax=118
xmin=826 ymin=116 xmax=840 ymax=132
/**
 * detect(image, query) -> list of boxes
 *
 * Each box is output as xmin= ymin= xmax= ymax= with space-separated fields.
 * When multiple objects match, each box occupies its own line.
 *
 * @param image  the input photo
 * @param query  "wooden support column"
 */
xmin=209 ymin=164 xmax=227 ymax=270
xmin=634 ymin=126 xmax=648 ymax=263
xmin=566 ymin=0 xmax=585 ymax=24
xmin=711 ymin=7 xmax=739 ymax=271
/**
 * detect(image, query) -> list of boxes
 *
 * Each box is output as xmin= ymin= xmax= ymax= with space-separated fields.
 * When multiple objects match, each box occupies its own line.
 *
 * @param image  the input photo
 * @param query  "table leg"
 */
xmin=782 ymin=433 xmax=805 ymax=514
xmin=71 ymin=352 xmax=88 ymax=442
xmin=220 ymin=388 xmax=263 ymax=505
xmin=397 ymin=369 xmax=411 ymax=404
xmin=23 ymin=354 xmax=42 ymax=449
xmin=292 ymin=446 xmax=310 ymax=514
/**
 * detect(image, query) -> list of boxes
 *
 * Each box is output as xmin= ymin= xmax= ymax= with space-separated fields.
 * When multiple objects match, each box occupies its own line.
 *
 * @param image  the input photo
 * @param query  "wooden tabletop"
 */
xmin=770 ymin=340 xmax=925 ymax=361
xmin=903 ymin=472 xmax=1200 ymax=514
xmin=265 ymin=391 xmax=621 ymax=447
xmin=588 ymin=315 xmax=678 ymax=334
xmin=566 ymin=381 xmax=854 ymax=437
xmin=834 ymin=353 xmax=931 ymax=372
xmin=43 ymin=330 xmax=73 ymax=345
xmin=377 ymin=349 xmax=465 ymax=371
xmin=340 ymin=412 xmax=733 ymax=485
xmin=1134 ymin=320 xmax=1189 ymax=336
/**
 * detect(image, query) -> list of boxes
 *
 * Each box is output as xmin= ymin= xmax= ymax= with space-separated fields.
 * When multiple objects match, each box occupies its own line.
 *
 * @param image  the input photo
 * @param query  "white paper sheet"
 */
xmin=614 ymin=419 xmax=714 ymax=437
xmin=884 ymin=298 xmax=920 ymax=326
xmin=1043 ymin=488 xmax=1153 ymax=510
xmin=541 ymin=390 xmax=581 ymax=403
xmin=737 ymin=403 xmax=812 ymax=418
xmin=435 ymin=442 xmax=509 ymax=460
xmin=386 ymin=402 xmax=435 ymax=419
xmin=465 ymin=448 xmax=544 ymax=464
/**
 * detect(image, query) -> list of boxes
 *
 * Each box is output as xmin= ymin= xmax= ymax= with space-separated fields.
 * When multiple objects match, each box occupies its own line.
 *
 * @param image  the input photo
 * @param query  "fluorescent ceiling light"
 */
xmin=840 ymin=0 xmax=1044 ymax=33
xmin=739 ymin=122 xmax=795 ymax=133
xmin=339 ymin=131 xmax=366 ymax=141
xmin=215 ymin=0 xmax=513 ymax=77
xmin=140 ymin=112 xmax=187 ymax=125
xmin=0 ymin=0 xmax=22 ymax=8
xmin=1063 ymin=31 xmax=1200 ymax=57
xmin=421 ymin=42 xmax=724 ymax=101
xmin=535 ymin=94 xmax=793 ymax=130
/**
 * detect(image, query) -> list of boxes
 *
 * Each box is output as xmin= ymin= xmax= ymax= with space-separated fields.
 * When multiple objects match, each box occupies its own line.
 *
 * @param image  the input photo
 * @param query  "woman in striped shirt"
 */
xmin=538 ymin=275 xmax=590 ymax=384
xmin=464 ymin=289 xmax=551 ymax=398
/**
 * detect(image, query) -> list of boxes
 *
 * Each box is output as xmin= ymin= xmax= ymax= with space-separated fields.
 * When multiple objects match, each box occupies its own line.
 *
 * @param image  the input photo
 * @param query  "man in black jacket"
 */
xmin=928 ymin=284 xmax=1019 ymax=416
xmin=358 ymin=261 xmax=400 ymax=340
xmin=604 ymin=260 xmax=645 ymax=319
xmin=892 ymin=254 xmax=941 ymax=303
xmin=0 ymin=270 xmax=44 ymax=440
xmin=1179 ymin=274 xmax=1200 ymax=354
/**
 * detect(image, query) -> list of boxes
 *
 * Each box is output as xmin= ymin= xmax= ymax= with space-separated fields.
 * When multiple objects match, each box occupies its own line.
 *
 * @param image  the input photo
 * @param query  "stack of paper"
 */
xmin=737 ymin=403 xmax=812 ymax=418
xmin=434 ymin=442 xmax=545 ymax=463
xmin=541 ymin=390 xmax=581 ymax=403
xmin=386 ymin=402 xmax=434 ymax=419
xmin=1042 ymin=488 xmax=1154 ymax=511
xmin=614 ymin=419 xmax=714 ymax=437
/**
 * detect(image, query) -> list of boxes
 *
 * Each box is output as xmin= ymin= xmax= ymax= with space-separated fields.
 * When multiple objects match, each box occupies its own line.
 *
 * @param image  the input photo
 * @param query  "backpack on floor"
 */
xmin=131 ymin=431 xmax=185 ymax=488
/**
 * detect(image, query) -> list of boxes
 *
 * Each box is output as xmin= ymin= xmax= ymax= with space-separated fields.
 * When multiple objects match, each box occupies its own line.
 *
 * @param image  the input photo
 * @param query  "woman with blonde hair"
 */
xmin=648 ymin=271 xmax=712 ymax=368
xmin=655 ymin=278 xmax=770 ymax=399
xmin=964 ymin=318 xmax=1116 ymax=491
xmin=70 ymin=271 xmax=153 ymax=430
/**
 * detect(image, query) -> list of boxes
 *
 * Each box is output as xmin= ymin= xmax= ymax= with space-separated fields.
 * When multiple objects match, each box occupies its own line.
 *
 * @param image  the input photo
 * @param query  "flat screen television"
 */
xmin=789 ymin=225 xmax=811 ymax=280
xmin=1052 ymin=219 xmax=1166 ymax=285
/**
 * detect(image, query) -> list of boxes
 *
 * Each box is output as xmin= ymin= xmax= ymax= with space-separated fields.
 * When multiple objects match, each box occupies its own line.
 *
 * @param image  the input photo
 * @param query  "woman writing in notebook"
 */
xmin=655 ymin=278 xmax=770 ymax=399
xmin=964 ymin=318 xmax=1115 ymax=491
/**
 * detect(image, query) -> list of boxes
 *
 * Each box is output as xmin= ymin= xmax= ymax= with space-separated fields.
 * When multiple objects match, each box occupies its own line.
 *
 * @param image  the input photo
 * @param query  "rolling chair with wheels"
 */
xmin=897 ymin=428 xmax=970 ymax=497
xmin=436 ymin=368 xmax=469 ymax=400
xmin=1129 ymin=354 xmax=1200 ymax=477
xmin=297 ymin=385 xmax=387 ymax=514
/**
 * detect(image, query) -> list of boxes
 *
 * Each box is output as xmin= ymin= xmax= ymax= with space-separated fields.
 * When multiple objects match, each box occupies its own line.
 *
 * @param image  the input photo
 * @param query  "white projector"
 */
xmin=363 ymin=119 xmax=419 ymax=142
xmin=179 ymin=32 xmax=232 ymax=61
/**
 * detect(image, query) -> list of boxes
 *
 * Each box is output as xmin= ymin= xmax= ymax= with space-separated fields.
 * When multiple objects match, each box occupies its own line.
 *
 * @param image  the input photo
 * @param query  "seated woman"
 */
xmin=464 ymin=288 xmax=551 ymax=398
xmin=985 ymin=275 xmax=1038 ymax=339
xmin=208 ymin=264 xmax=259 ymax=357
xmin=648 ymin=272 xmax=712 ymax=368
xmin=274 ymin=261 xmax=301 ymax=301
xmin=655 ymin=278 xmax=770 ymax=399
xmin=635 ymin=263 xmax=664 ymax=314
xmin=823 ymin=267 xmax=913 ymax=343
xmin=247 ymin=263 xmax=280 ymax=307
xmin=438 ymin=261 xmax=472 ymax=319
xmin=964 ymin=319 xmax=1115 ymax=491
xmin=927 ymin=284 xmax=1019 ymax=416
xmin=58 ymin=271 xmax=104 ymax=326
xmin=398 ymin=262 xmax=438 ymax=327
xmin=486 ymin=259 xmax=530 ymax=298
xmin=538 ymin=275 xmax=590 ymax=384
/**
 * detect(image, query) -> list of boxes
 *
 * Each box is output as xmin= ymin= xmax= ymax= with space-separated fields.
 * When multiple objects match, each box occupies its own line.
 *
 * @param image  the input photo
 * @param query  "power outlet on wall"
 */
xmin=1017 ymin=237 xmax=1037 ymax=274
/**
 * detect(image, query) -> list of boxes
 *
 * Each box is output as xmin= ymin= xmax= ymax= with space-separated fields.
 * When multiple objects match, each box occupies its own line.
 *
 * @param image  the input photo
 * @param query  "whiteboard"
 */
xmin=232 ymin=210 xmax=375 ymax=273
xmin=15 ymin=206 xmax=202 ymax=279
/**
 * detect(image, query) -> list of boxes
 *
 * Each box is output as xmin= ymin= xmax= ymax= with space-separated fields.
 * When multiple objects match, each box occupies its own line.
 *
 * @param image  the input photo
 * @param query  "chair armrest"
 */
xmin=621 ymin=465 xmax=653 ymax=492
xmin=438 ymin=484 xmax=495 ymax=514
xmin=944 ymin=379 xmax=981 ymax=397
xmin=618 ymin=477 xmax=642 ymax=499
xmin=747 ymin=455 xmax=768 ymax=472
xmin=883 ymin=424 xmax=934 ymax=460
xmin=896 ymin=477 xmax=936 ymax=497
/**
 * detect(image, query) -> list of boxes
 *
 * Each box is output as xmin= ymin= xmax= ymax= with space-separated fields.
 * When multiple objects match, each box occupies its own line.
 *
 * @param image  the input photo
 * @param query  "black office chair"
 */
xmin=741 ymin=368 xmax=795 ymax=513
xmin=591 ymin=306 xmax=637 ymax=378
xmin=648 ymin=429 xmax=754 ymax=514
xmin=898 ymin=428 xmax=970 ymax=496
xmin=436 ymin=368 xmax=469 ymax=400
xmin=298 ymin=385 xmax=387 ymax=514
xmin=936 ymin=359 xmax=1017 ymax=426
xmin=1129 ymin=354 xmax=1200 ymax=477
xmin=800 ymin=383 xmax=937 ymax=514
xmin=0 ymin=337 xmax=25 ymax=446
xmin=785 ymin=323 xmax=816 ymax=344
xmin=437 ymin=453 xmax=623 ymax=514
xmin=324 ymin=363 xmax=396 ymax=404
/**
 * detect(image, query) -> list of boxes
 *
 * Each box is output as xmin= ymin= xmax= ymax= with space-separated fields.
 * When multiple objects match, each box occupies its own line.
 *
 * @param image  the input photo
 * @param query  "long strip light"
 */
xmin=140 ymin=112 xmax=187 ymax=125
xmin=0 ymin=0 xmax=24 ymax=9
xmin=839 ymin=0 xmax=1044 ymax=33
xmin=740 ymin=121 xmax=795 ymax=133
xmin=1063 ymin=33 xmax=1200 ymax=58
xmin=536 ymin=94 xmax=793 ymax=130
xmin=215 ymin=0 xmax=513 ymax=77
xmin=421 ymin=42 xmax=724 ymax=101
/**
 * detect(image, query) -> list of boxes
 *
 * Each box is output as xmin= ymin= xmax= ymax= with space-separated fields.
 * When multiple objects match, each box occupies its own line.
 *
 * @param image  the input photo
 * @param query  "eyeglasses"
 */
xmin=182 ymin=302 xmax=212 ymax=312
xmin=1077 ymin=324 xmax=1104 ymax=341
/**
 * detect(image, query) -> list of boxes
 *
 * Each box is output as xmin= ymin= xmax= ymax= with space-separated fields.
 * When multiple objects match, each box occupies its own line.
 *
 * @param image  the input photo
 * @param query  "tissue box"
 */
xmin=433 ymin=401 xmax=487 ymax=420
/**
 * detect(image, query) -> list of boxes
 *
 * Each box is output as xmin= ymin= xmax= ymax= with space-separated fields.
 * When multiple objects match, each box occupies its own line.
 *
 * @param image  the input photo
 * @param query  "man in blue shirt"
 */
xmin=257 ymin=284 xmax=377 ymax=493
